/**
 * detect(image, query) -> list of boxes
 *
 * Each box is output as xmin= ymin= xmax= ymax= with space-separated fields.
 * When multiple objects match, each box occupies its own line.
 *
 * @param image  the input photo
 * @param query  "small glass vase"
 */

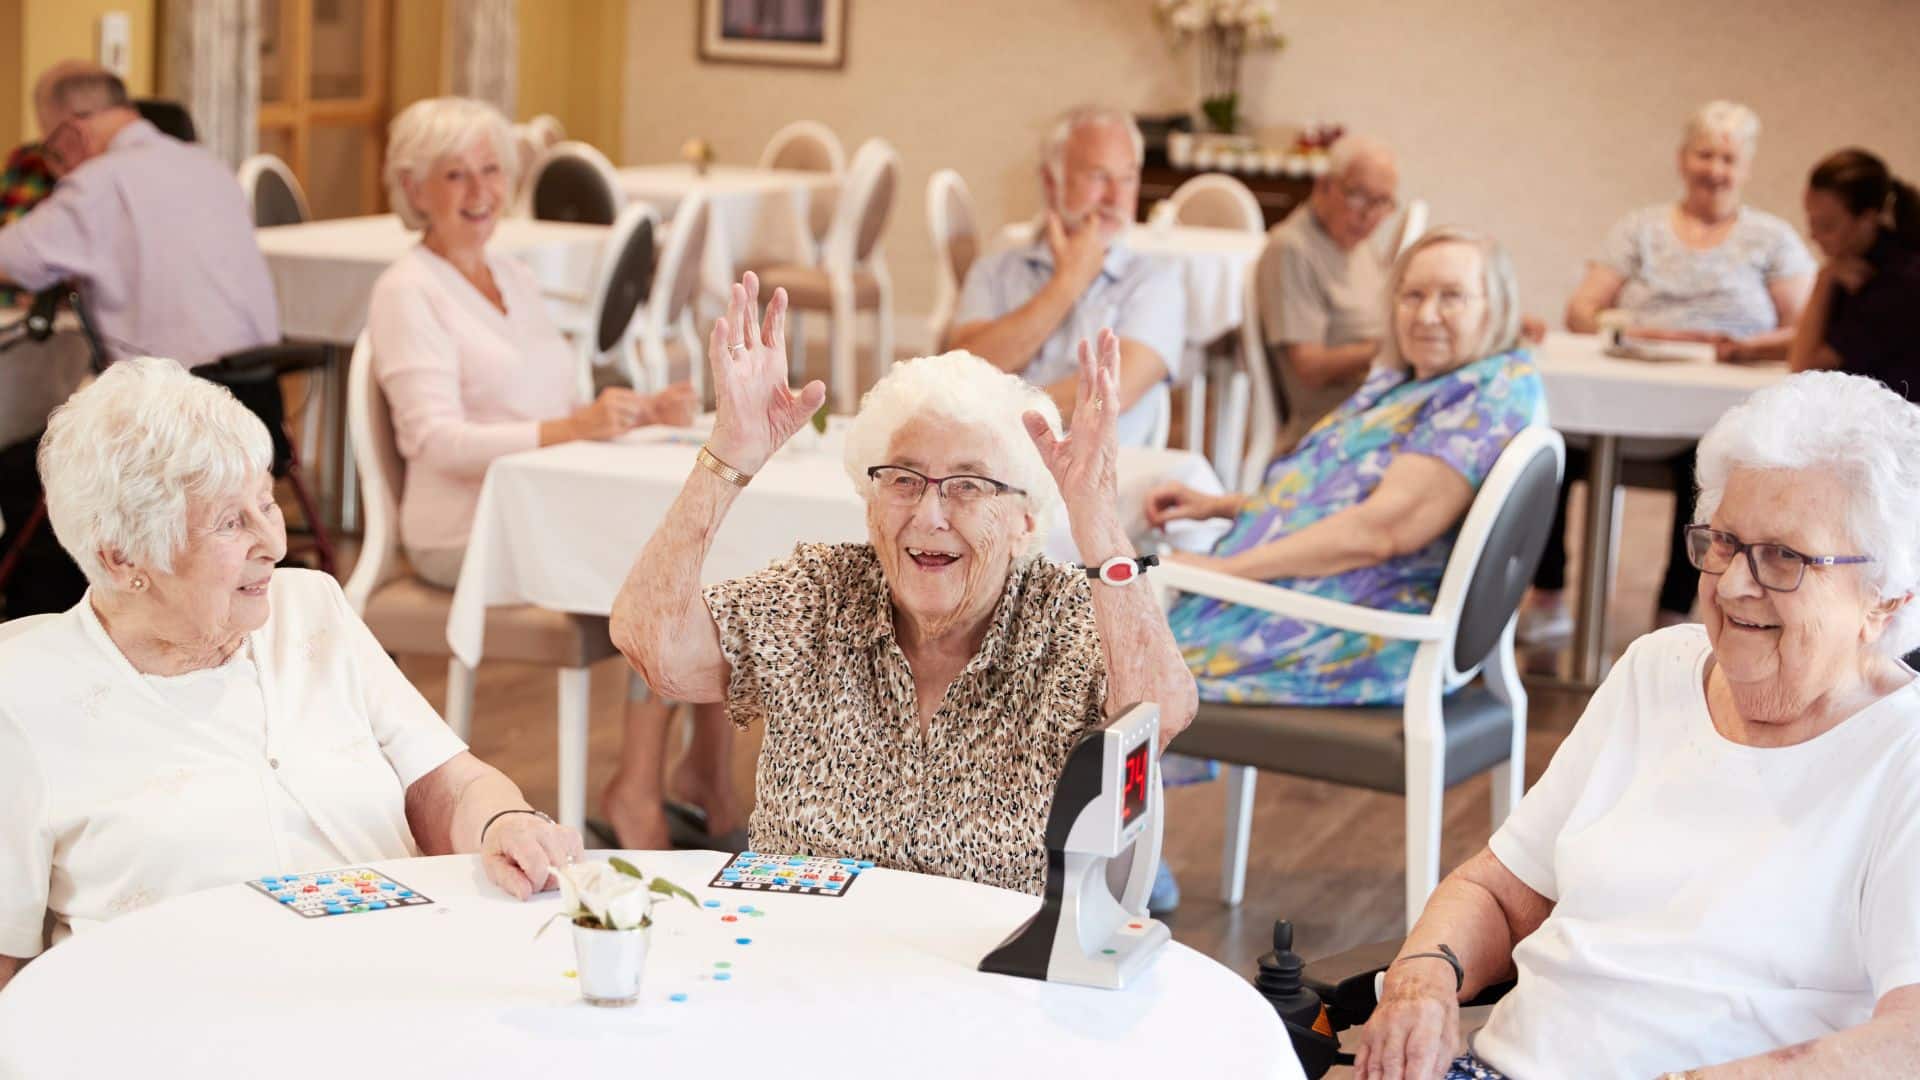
xmin=572 ymin=922 xmax=650 ymax=1007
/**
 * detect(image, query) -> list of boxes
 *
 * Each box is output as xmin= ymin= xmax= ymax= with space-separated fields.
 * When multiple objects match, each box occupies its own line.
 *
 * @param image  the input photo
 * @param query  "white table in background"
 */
xmin=1536 ymin=332 xmax=1786 ymax=682
xmin=0 ymin=851 xmax=1301 ymax=1079
xmin=446 ymin=417 xmax=1229 ymax=668
xmin=256 ymin=214 xmax=609 ymax=342
xmin=618 ymin=164 xmax=839 ymax=304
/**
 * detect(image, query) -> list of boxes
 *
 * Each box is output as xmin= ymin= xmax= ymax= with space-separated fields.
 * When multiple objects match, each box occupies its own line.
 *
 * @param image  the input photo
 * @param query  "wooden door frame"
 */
xmin=258 ymin=0 xmax=391 ymax=216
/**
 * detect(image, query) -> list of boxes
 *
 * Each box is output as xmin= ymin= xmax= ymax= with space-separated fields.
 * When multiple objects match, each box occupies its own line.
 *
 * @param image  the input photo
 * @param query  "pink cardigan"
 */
xmin=366 ymin=245 xmax=580 ymax=554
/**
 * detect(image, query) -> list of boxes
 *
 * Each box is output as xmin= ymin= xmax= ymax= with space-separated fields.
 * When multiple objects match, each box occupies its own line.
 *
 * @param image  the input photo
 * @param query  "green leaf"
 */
xmin=608 ymin=856 xmax=645 ymax=880
xmin=647 ymin=877 xmax=700 ymax=909
xmin=533 ymin=911 xmax=570 ymax=940
xmin=810 ymin=407 xmax=829 ymax=435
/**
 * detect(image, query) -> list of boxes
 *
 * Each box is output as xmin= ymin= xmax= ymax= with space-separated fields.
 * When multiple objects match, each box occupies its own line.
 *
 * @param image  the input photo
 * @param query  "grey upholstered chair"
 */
xmin=1157 ymin=423 xmax=1565 ymax=927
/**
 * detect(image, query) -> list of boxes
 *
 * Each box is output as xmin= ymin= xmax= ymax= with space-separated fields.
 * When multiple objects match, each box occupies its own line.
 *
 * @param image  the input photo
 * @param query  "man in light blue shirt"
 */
xmin=950 ymin=106 xmax=1184 ymax=447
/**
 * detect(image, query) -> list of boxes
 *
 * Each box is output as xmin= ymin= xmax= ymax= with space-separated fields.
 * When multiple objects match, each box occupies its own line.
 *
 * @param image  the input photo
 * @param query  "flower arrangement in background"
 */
xmin=1155 ymin=0 xmax=1287 ymax=134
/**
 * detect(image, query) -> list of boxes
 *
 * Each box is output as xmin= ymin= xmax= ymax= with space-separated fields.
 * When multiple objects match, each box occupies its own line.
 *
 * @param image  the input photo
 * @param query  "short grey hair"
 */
xmin=1042 ymin=105 xmax=1145 ymax=186
xmin=46 ymin=69 xmax=129 ymax=115
xmin=38 ymin=357 xmax=273 ymax=589
xmin=1684 ymin=100 xmax=1760 ymax=156
xmin=842 ymin=351 xmax=1064 ymax=556
xmin=1376 ymin=226 xmax=1523 ymax=372
xmin=1327 ymin=133 xmax=1395 ymax=182
xmin=1695 ymin=371 xmax=1920 ymax=656
xmin=383 ymin=96 xmax=520 ymax=230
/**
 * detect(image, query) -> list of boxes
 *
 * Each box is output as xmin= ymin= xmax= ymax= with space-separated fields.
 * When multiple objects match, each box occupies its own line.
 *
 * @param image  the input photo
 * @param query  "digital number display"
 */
xmin=1121 ymin=743 xmax=1149 ymax=825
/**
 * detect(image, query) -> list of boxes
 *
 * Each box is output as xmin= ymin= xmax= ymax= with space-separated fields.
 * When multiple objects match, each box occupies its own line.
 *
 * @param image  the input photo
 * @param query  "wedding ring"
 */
xmin=727 ymin=343 xmax=747 ymax=354
xmin=1088 ymin=396 xmax=1104 ymax=413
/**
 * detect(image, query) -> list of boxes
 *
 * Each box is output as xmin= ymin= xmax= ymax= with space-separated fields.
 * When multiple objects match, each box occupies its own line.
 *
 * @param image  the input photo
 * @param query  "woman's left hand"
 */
xmin=1023 ymin=329 xmax=1123 ymax=542
xmin=481 ymin=814 xmax=585 ymax=901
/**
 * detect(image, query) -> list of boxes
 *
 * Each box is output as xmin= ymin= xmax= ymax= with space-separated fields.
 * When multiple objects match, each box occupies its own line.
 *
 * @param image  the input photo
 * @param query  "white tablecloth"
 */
xmin=619 ymin=164 xmax=839 ymax=303
xmin=446 ymin=418 xmax=1229 ymax=667
xmin=1535 ymin=331 xmax=1785 ymax=439
xmin=257 ymin=215 xmax=609 ymax=342
xmin=0 ymin=851 xmax=1301 ymax=1080
xmin=996 ymin=221 xmax=1266 ymax=378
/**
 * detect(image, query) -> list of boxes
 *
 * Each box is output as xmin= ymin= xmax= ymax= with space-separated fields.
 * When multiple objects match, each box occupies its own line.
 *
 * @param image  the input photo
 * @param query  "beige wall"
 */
xmin=2 ymin=0 xmax=158 ymax=148
xmin=620 ymin=0 xmax=1920 ymax=346
xmin=519 ymin=0 xmax=626 ymax=151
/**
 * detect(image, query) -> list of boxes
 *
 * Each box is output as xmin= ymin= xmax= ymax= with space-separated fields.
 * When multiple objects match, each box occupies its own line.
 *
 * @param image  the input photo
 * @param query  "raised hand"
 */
xmin=1044 ymin=210 xmax=1108 ymax=292
xmin=1023 ymin=328 xmax=1122 ymax=543
xmin=705 ymin=272 xmax=827 ymax=474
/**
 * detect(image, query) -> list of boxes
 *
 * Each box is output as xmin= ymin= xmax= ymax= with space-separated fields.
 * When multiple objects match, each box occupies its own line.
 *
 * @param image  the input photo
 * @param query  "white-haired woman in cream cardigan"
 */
xmin=0 ymin=359 xmax=584 ymax=992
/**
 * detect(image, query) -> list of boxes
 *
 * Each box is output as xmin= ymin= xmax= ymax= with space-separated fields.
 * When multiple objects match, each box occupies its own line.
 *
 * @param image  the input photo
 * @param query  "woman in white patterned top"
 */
xmin=1526 ymin=101 xmax=1819 ymax=641
xmin=1565 ymin=100 xmax=1815 ymax=353
xmin=609 ymin=273 xmax=1195 ymax=895
xmin=0 ymin=359 xmax=583 ymax=993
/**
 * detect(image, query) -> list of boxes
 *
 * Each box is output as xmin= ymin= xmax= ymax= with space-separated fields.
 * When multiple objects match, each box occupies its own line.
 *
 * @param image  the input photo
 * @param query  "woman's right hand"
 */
xmin=568 ymin=387 xmax=648 ymax=442
xmin=1144 ymin=482 xmax=1231 ymax=527
xmin=1352 ymin=968 xmax=1463 ymax=1080
xmin=705 ymin=272 xmax=827 ymax=474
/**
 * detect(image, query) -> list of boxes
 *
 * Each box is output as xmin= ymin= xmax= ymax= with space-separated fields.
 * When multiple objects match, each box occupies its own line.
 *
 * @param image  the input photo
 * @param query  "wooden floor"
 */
xmin=379 ymin=479 xmax=1676 ymax=984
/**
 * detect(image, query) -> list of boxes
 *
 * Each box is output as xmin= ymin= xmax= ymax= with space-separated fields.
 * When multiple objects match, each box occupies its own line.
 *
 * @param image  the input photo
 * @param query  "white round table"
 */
xmin=0 ymin=852 xmax=1303 ymax=1080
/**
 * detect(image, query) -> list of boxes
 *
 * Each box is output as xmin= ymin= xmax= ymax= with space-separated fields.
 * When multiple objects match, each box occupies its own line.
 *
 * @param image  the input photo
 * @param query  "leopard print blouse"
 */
xmin=703 ymin=542 xmax=1108 ymax=895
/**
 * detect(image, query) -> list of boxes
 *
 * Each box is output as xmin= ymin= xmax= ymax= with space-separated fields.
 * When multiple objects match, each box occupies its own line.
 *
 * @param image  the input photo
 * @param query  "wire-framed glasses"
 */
xmin=1683 ymin=524 xmax=1873 ymax=593
xmin=866 ymin=465 xmax=1026 ymax=507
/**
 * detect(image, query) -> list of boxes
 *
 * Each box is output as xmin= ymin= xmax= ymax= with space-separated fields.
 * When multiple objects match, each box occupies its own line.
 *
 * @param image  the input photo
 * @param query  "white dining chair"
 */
xmin=1149 ymin=172 xmax=1265 ymax=234
xmin=635 ymin=189 xmax=711 ymax=400
xmin=756 ymin=137 xmax=899 ymax=414
xmin=343 ymin=333 xmax=620 ymax=831
xmin=925 ymin=168 xmax=979 ymax=352
xmin=524 ymin=141 xmax=625 ymax=226
xmin=760 ymin=120 xmax=846 ymax=260
xmin=238 ymin=153 xmax=312 ymax=227
xmin=546 ymin=202 xmax=661 ymax=397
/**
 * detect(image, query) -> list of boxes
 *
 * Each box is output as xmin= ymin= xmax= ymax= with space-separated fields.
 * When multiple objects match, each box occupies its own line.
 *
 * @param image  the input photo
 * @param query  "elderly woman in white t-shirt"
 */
xmin=0 ymin=359 xmax=584 ymax=993
xmin=1360 ymin=371 xmax=1920 ymax=1080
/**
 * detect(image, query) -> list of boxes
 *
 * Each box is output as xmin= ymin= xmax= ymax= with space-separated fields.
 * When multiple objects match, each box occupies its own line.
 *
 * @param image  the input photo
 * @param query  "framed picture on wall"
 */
xmin=699 ymin=0 xmax=847 ymax=69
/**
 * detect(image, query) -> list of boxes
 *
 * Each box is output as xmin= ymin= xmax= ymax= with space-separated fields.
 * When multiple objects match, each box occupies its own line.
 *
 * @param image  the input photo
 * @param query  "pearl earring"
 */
xmin=131 ymin=576 xmax=147 ymax=591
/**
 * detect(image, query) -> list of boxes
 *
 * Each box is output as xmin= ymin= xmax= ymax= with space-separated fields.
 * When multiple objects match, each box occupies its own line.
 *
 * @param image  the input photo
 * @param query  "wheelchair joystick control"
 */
xmin=1259 ymin=920 xmax=1341 ymax=1079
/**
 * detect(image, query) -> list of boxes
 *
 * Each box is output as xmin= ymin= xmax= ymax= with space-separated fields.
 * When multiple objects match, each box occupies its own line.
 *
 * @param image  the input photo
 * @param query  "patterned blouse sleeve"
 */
xmin=1597 ymin=210 xmax=1642 ymax=280
xmin=1397 ymin=355 xmax=1543 ymax=491
xmin=702 ymin=543 xmax=847 ymax=727
xmin=1764 ymin=217 xmax=1818 ymax=282
xmin=1027 ymin=561 xmax=1110 ymax=732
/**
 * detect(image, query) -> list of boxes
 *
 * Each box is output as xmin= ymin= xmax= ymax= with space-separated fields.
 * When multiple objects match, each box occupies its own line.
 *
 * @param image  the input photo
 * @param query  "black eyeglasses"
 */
xmin=1683 ymin=525 xmax=1873 ymax=593
xmin=866 ymin=465 xmax=1026 ymax=507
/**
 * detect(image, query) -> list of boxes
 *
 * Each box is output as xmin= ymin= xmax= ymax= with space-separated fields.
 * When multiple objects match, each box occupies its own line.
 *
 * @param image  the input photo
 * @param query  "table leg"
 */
xmin=1573 ymin=433 xmax=1620 ymax=684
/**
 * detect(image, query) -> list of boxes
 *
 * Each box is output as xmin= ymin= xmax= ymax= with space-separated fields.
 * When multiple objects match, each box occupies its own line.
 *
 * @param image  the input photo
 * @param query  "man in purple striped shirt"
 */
xmin=0 ymin=67 xmax=278 ymax=367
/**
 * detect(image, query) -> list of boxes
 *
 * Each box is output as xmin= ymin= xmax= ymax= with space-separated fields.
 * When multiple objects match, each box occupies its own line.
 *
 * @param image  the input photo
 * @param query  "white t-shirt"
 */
xmin=0 ymin=570 xmax=467 ymax=958
xmin=1474 ymin=625 xmax=1920 ymax=1077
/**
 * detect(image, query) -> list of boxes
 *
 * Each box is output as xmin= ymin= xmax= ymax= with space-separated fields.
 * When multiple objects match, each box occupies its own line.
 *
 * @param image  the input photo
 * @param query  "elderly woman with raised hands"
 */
xmin=1145 ymin=228 xmax=1541 ymax=705
xmin=367 ymin=95 xmax=695 ymax=587
xmin=0 ymin=359 xmax=583 ymax=993
xmin=1358 ymin=371 xmax=1920 ymax=1080
xmin=610 ymin=273 xmax=1195 ymax=895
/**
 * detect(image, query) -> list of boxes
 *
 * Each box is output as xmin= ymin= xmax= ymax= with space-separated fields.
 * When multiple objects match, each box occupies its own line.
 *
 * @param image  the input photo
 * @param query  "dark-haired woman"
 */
xmin=1787 ymin=148 xmax=1920 ymax=396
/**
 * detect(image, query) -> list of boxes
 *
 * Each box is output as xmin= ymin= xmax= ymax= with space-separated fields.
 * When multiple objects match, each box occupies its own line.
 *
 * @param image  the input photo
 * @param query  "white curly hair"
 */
xmin=1694 ymin=370 xmax=1920 ymax=656
xmin=38 ymin=357 xmax=273 ymax=589
xmin=841 ymin=351 xmax=1063 ymax=556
